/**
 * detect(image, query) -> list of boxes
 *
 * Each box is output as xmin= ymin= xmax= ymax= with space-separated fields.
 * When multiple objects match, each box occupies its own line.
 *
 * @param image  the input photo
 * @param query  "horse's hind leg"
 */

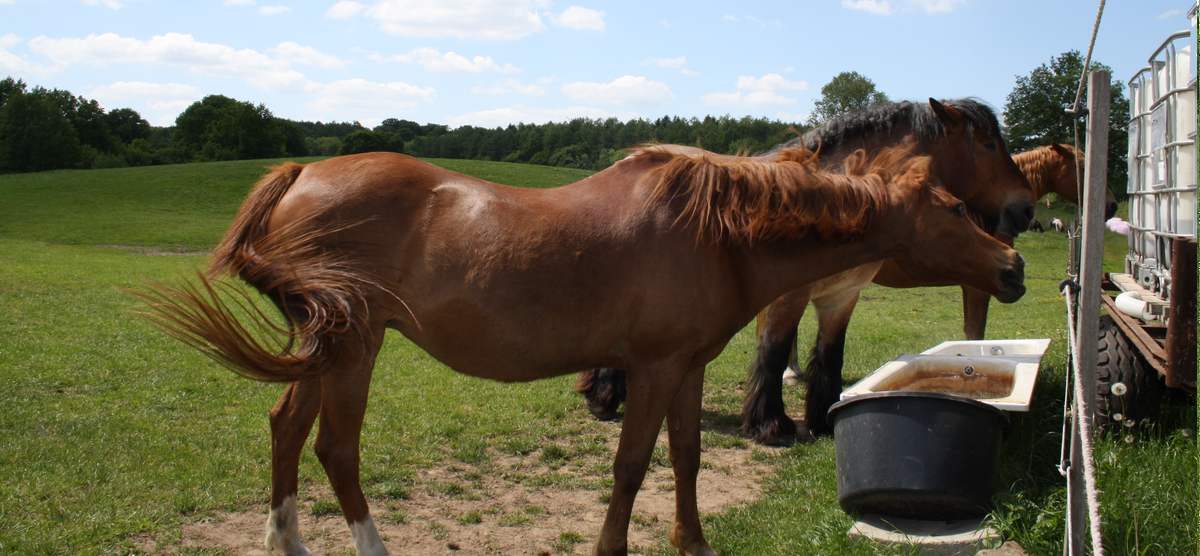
xmin=804 ymin=290 xmax=860 ymax=436
xmin=314 ymin=328 xmax=388 ymax=556
xmin=596 ymin=363 xmax=687 ymax=556
xmin=667 ymin=367 xmax=715 ymax=556
xmin=265 ymin=379 xmax=321 ymax=555
xmin=741 ymin=290 xmax=810 ymax=445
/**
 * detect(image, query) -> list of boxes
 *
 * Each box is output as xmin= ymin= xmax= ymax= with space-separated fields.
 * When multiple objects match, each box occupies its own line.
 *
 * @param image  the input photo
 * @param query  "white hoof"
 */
xmin=351 ymin=516 xmax=389 ymax=556
xmin=782 ymin=368 xmax=800 ymax=386
xmin=265 ymin=496 xmax=311 ymax=556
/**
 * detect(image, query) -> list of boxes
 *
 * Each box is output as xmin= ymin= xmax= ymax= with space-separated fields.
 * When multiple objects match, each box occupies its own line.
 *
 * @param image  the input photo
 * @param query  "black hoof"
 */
xmin=586 ymin=400 xmax=622 ymax=422
xmin=744 ymin=414 xmax=799 ymax=446
xmin=806 ymin=417 xmax=833 ymax=437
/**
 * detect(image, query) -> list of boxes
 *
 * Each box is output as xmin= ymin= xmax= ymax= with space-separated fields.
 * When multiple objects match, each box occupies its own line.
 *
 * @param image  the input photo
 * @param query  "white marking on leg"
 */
xmin=264 ymin=495 xmax=310 ymax=556
xmin=783 ymin=368 xmax=800 ymax=386
xmin=351 ymin=516 xmax=388 ymax=556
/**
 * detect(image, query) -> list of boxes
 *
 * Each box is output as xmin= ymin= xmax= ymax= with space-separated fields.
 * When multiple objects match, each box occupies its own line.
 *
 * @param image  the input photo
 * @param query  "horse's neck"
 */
xmin=1013 ymin=152 xmax=1051 ymax=200
xmin=736 ymin=233 xmax=893 ymax=314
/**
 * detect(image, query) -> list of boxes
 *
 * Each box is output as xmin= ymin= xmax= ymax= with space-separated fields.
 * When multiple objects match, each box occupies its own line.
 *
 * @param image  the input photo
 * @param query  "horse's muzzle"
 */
xmin=996 ymin=255 xmax=1026 ymax=304
xmin=996 ymin=201 xmax=1035 ymax=238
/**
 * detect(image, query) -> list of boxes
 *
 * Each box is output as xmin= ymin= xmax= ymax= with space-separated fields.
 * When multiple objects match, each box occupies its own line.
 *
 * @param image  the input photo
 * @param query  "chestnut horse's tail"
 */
xmin=138 ymin=163 xmax=379 ymax=383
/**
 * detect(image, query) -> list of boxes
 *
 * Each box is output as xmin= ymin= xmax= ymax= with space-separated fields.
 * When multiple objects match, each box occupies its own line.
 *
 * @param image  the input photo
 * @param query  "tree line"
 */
xmin=0 ymin=51 xmax=1130 ymax=193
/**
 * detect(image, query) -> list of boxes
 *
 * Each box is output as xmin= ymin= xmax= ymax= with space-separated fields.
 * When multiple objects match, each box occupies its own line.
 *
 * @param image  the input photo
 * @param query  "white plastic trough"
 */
xmin=840 ymin=339 xmax=1052 ymax=412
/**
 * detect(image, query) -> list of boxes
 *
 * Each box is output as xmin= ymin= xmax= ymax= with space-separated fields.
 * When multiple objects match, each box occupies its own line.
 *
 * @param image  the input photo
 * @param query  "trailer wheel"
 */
xmin=1094 ymin=315 xmax=1163 ymax=430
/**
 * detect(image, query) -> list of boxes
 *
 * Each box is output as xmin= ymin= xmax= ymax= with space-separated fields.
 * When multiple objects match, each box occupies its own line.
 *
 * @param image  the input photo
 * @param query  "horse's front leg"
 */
xmin=741 ymin=290 xmax=810 ymax=445
xmin=804 ymin=289 xmax=861 ymax=436
xmin=667 ymin=366 xmax=716 ymax=556
xmin=595 ymin=362 xmax=688 ymax=556
xmin=961 ymin=286 xmax=991 ymax=340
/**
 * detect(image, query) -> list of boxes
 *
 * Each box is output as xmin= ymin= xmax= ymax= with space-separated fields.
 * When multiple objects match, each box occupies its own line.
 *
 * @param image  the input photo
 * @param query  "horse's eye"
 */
xmin=983 ymin=142 xmax=997 ymax=151
xmin=954 ymin=203 xmax=968 ymax=217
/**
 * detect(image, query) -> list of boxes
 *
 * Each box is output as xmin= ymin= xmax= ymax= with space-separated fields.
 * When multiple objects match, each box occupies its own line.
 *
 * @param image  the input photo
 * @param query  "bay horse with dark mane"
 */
xmin=139 ymin=140 xmax=1024 ymax=555
xmin=576 ymin=98 xmax=1036 ymax=443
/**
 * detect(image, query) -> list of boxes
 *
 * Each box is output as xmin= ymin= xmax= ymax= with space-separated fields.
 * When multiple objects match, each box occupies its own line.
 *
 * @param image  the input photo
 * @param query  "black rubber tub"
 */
xmin=827 ymin=391 xmax=1008 ymax=520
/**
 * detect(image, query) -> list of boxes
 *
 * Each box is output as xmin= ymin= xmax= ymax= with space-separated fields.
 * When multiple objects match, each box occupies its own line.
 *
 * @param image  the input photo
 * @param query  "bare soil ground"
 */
xmin=148 ymin=425 xmax=779 ymax=555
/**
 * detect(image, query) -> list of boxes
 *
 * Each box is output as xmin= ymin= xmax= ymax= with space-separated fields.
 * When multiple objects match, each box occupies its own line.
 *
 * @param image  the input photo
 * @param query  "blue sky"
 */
xmin=0 ymin=1 xmax=1193 ymax=127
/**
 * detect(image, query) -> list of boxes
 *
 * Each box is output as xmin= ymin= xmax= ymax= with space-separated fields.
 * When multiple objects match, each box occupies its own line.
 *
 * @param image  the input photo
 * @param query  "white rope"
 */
xmin=1069 ymin=0 xmax=1108 ymax=114
xmin=1062 ymin=283 xmax=1105 ymax=556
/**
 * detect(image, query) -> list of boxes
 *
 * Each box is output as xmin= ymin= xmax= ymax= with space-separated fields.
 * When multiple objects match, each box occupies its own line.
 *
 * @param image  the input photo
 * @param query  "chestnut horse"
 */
xmin=139 ymin=142 xmax=1024 ymax=556
xmin=576 ymin=99 xmax=1036 ymax=442
xmin=1014 ymin=143 xmax=1117 ymax=218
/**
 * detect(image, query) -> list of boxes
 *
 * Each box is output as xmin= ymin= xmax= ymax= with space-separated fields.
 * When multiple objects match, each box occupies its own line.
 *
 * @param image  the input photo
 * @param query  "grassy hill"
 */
xmin=0 ymin=156 xmax=1192 ymax=554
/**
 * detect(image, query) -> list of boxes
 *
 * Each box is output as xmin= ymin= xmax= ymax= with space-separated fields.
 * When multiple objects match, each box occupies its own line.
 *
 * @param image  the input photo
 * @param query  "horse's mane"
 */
xmin=1012 ymin=143 xmax=1079 ymax=199
xmin=768 ymin=98 xmax=1002 ymax=155
xmin=635 ymin=144 xmax=930 ymax=244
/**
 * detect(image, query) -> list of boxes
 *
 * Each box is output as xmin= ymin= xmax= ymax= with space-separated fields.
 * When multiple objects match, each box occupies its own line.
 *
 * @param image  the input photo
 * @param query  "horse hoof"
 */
xmin=806 ymin=419 xmax=834 ymax=438
xmin=586 ymin=402 xmax=622 ymax=422
xmin=745 ymin=415 xmax=798 ymax=446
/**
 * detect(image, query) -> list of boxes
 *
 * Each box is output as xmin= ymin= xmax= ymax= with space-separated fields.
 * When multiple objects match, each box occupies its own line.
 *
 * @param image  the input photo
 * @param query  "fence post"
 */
xmin=1067 ymin=69 xmax=1110 ymax=555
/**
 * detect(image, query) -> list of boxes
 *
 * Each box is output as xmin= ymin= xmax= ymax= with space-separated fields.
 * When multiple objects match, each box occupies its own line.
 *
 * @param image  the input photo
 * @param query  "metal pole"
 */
xmin=1067 ymin=69 xmax=1111 ymax=556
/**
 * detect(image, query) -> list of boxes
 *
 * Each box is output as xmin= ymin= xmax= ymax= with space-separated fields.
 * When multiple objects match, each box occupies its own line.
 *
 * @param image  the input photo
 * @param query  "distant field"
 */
xmin=0 ymin=156 xmax=1192 ymax=554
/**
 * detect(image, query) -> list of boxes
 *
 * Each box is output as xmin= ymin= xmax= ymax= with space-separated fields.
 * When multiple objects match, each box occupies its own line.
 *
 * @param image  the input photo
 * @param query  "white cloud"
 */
xmin=82 ymin=0 xmax=123 ymax=9
xmin=305 ymin=78 xmax=434 ymax=127
xmin=87 ymin=81 xmax=202 ymax=125
xmin=371 ymin=47 xmax=518 ymax=73
xmin=325 ymin=0 xmax=364 ymax=18
xmin=271 ymin=42 xmax=344 ymax=68
xmin=448 ymin=105 xmax=633 ymax=128
xmin=27 ymin=32 xmax=306 ymax=90
xmin=912 ymin=0 xmax=964 ymax=13
xmin=703 ymin=73 xmax=809 ymax=107
xmin=841 ymin=0 xmax=893 ymax=15
xmin=552 ymin=6 xmax=605 ymax=31
xmin=562 ymin=75 xmax=672 ymax=106
xmin=364 ymin=0 xmax=549 ymax=40
xmin=647 ymin=56 xmax=699 ymax=76
xmin=1157 ymin=8 xmax=1184 ymax=19
xmin=471 ymin=79 xmax=546 ymax=96
xmin=0 ymin=34 xmax=40 ymax=75
xmin=258 ymin=4 xmax=289 ymax=15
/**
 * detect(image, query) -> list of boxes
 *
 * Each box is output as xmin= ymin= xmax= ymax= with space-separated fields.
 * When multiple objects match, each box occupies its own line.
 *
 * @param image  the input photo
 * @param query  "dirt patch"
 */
xmin=99 ymin=244 xmax=209 ymax=256
xmin=156 ymin=424 xmax=778 ymax=555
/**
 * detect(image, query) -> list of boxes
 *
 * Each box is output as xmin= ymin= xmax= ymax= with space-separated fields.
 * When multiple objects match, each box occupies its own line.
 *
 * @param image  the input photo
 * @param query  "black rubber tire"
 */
xmin=1094 ymin=315 xmax=1163 ymax=430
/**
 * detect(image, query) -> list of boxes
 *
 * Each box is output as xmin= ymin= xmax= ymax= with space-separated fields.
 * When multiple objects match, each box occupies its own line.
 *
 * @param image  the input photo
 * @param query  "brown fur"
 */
xmin=1012 ymin=143 xmax=1082 ymax=201
xmin=637 ymin=145 xmax=930 ymax=244
xmin=137 ymin=164 xmax=390 ymax=382
xmin=136 ymin=146 xmax=1023 ymax=556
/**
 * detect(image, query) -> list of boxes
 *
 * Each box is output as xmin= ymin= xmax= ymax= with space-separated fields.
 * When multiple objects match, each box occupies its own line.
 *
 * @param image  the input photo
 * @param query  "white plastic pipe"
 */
xmin=1114 ymin=291 xmax=1156 ymax=321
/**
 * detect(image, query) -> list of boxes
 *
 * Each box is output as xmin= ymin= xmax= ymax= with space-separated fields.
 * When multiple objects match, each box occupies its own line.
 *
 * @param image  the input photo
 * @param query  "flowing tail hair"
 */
xmin=134 ymin=163 xmax=382 ymax=383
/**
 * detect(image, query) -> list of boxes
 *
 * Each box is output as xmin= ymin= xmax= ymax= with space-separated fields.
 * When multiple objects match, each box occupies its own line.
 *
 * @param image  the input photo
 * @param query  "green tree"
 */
xmin=0 ymin=77 xmax=27 ymax=108
xmin=808 ymin=71 xmax=889 ymax=126
xmin=339 ymin=130 xmax=393 ymax=155
xmin=175 ymin=95 xmax=285 ymax=161
xmin=0 ymin=90 xmax=83 ymax=171
xmin=1003 ymin=50 xmax=1129 ymax=197
xmin=106 ymin=108 xmax=150 ymax=144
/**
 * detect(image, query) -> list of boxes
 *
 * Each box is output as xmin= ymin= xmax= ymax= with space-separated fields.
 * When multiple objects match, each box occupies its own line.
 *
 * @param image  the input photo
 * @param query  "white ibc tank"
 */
xmin=1125 ymin=23 xmax=1196 ymax=297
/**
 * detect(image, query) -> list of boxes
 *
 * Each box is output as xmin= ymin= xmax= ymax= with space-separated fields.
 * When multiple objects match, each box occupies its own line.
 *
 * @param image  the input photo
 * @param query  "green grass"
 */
xmin=0 ymin=157 xmax=1193 ymax=554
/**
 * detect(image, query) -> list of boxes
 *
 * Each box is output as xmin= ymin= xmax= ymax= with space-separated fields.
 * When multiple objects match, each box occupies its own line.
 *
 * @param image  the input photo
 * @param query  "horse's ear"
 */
xmin=929 ymin=98 xmax=963 ymax=127
xmin=1050 ymin=143 xmax=1072 ymax=158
